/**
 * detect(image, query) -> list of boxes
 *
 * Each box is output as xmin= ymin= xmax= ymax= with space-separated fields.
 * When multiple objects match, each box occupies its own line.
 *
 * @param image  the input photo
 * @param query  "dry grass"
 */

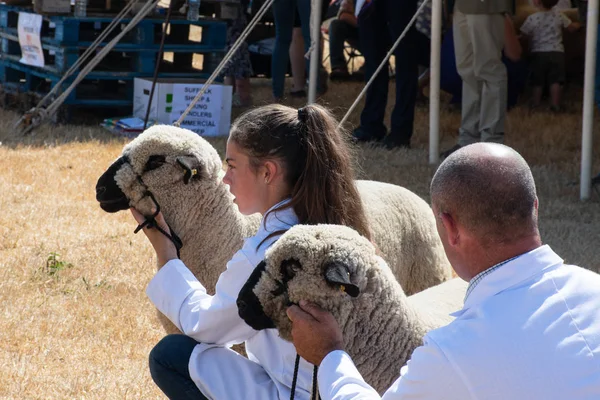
xmin=0 ymin=79 xmax=599 ymax=399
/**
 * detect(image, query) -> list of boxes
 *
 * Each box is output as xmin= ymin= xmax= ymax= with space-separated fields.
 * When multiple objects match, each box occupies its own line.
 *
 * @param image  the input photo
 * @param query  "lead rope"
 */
xmin=312 ymin=365 xmax=320 ymax=400
xmin=132 ymin=190 xmax=183 ymax=259
xmin=289 ymin=354 xmax=321 ymax=400
xmin=290 ymin=354 xmax=301 ymax=400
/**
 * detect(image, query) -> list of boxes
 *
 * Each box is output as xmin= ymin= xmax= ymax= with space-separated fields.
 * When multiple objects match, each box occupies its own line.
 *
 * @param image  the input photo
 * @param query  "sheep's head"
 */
xmin=237 ymin=224 xmax=390 ymax=341
xmin=95 ymin=125 xmax=224 ymax=216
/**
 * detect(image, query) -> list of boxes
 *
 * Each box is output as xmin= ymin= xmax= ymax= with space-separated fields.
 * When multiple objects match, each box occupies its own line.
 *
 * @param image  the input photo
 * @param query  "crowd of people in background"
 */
xmin=219 ymin=0 xmax=589 ymax=154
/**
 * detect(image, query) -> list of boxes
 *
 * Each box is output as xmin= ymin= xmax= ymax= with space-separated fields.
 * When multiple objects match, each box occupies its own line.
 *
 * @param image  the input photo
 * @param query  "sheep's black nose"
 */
xmin=96 ymin=186 xmax=106 ymax=196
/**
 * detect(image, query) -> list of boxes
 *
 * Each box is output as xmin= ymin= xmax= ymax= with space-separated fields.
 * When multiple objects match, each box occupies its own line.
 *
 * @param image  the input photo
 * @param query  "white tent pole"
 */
xmin=308 ymin=0 xmax=323 ymax=104
xmin=429 ymin=0 xmax=442 ymax=164
xmin=581 ymin=0 xmax=598 ymax=200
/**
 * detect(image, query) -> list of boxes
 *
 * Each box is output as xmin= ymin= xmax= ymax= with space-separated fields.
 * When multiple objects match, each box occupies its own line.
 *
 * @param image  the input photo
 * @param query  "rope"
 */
xmin=289 ymin=354 xmax=301 ymax=400
xmin=312 ymin=365 xmax=320 ymax=400
xmin=175 ymin=0 xmax=275 ymax=125
xmin=338 ymin=0 xmax=431 ymax=128
xmin=18 ymin=0 xmax=161 ymax=134
xmin=15 ymin=0 xmax=142 ymax=133
xmin=143 ymin=0 xmax=177 ymax=128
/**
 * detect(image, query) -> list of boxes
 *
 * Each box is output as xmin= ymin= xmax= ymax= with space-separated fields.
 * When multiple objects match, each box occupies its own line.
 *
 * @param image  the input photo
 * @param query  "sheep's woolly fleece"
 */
xmin=252 ymin=224 xmax=466 ymax=394
xmin=99 ymin=125 xmax=452 ymax=331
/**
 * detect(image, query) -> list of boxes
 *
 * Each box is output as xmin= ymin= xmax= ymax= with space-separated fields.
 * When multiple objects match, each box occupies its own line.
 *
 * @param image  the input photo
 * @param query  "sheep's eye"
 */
xmin=280 ymin=258 xmax=301 ymax=282
xmin=144 ymin=155 xmax=166 ymax=172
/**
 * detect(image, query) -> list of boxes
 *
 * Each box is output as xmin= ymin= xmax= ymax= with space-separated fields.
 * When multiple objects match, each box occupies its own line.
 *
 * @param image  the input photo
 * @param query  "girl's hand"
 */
xmin=130 ymin=208 xmax=179 ymax=267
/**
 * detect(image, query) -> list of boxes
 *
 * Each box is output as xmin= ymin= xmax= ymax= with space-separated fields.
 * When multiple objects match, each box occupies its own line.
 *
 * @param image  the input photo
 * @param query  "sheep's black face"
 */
xmin=96 ymin=156 xmax=130 ymax=213
xmin=237 ymin=261 xmax=276 ymax=331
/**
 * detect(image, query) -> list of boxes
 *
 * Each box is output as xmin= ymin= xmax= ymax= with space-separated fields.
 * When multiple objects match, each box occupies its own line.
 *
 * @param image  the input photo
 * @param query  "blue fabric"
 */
xmin=149 ymin=334 xmax=208 ymax=400
xmin=271 ymin=0 xmax=312 ymax=98
xmin=440 ymin=29 xmax=528 ymax=109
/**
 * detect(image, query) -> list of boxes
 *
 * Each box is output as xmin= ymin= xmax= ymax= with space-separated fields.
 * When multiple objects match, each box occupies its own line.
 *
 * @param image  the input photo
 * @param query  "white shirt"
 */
xmin=520 ymin=10 xmax=572 ymax=53
xmin=318 ymin=245 xmax=600 ymax=399
xmin=146 ymin=200 xmax=315 ymax=400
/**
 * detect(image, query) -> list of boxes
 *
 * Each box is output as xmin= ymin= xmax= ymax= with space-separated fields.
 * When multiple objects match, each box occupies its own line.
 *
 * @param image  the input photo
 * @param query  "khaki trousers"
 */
xmin=453 ymin=10 xmax=507 ymax=145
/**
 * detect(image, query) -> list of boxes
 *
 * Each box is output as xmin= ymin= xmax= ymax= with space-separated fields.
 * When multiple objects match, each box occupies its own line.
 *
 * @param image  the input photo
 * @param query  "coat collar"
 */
xmin=451 ymin=245 xmax=563 ymax=317
xmin=254 ymin=199 xmax=298 ymax=250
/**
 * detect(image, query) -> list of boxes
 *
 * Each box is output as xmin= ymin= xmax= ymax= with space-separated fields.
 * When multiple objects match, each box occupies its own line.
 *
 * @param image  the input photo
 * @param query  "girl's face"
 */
xmin=223 ymin=140 xmax=267 ymax=215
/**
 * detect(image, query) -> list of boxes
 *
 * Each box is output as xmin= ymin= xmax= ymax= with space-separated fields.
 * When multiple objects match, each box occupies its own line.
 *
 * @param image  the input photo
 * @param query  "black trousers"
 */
xmin=358 ymin=0 xmax=423 ymax=144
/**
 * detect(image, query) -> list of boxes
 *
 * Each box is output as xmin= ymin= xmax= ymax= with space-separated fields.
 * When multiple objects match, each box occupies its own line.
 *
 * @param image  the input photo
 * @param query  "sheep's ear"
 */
xmin=176 ymin=156 xmax=202 ymax=184
xmin=324 ymin=262 xmax=360 ymax=297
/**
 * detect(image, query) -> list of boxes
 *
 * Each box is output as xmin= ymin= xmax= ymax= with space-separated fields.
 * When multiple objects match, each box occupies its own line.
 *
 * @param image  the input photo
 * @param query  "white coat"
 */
xmin=318 ymin=245 xmax=600 ymax=399
xmin=146 ymin=200 xmax=315 ymax=400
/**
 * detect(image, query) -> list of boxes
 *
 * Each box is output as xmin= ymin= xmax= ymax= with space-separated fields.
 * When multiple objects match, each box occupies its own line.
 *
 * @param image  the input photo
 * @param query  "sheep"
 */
xmin=95 ymin=125 xmax=452 ymax=333
xmin=237 ymin=224 xmax=467 ymax=394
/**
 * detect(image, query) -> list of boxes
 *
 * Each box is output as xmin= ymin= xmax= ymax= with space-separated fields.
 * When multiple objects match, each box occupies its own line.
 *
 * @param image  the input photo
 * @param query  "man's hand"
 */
xmin=130 ymin=208 xmax=178 ymax=267
xmin=286 ymin=300 xmax=344 ymax=366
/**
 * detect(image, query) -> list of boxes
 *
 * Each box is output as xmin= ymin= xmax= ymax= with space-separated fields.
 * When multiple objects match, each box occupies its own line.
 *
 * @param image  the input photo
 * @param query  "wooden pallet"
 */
xmin=0 ymin=5 xmax=227 ymax=48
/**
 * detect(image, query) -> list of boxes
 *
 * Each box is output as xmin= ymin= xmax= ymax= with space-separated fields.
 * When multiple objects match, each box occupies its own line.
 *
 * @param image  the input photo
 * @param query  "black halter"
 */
xmin=132 ymin=177 xmax=183 ymax=259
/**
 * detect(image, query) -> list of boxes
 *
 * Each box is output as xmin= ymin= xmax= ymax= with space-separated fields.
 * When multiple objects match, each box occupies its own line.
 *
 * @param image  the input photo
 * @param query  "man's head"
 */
xmin=430 ymin=143 xmax=540 ymax=279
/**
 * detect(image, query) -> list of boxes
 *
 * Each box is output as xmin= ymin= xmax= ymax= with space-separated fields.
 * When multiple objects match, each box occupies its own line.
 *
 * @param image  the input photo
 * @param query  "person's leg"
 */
xmin=236 ymin=78 xmax=252 ymax=105
xmin=189 ymin=345 xmax=284 ymax=400
xmin=290 ymin=26 xmax=307 ymax=94
xmin=469 ymin=13 xmax=506 ymax=143
xmin=149 ymin=334 xmax=208 ymax=400
xmin=354 ymin=2 xmax=389 ymax=141
xmin=272 ymin=0 xmax=297 ymax=99
xmin=385 ymin=0 xmax=423 ymax=148
xmin=453 ymin=9 xmax=481 ymax=147
xmin=329 ymin=19 xmax=353 ymax=76
xmin=296 ymin=0 xmax=322 ymax=92
xmin=548 ymin=51 xmax=566 ymax=110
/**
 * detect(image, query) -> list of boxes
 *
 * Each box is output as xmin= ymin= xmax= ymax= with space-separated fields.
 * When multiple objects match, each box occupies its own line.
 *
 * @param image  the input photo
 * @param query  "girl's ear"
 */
xmin=263 ymin=160 xmax=280 ymax=184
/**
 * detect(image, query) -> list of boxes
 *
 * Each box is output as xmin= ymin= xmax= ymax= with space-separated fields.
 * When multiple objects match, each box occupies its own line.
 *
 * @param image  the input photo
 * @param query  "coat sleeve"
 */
xmin=145 ymin=249 xmax=259 ymax=346
xmin=317 ymin=337 xmax=470 ymax=400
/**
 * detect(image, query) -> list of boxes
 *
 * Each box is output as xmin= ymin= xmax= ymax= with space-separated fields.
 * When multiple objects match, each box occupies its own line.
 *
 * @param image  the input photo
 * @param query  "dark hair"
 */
xmin=229 ymin=103 xmax=371 ymax=244
xmin=540 ymin=0 xmax=559 ymax=9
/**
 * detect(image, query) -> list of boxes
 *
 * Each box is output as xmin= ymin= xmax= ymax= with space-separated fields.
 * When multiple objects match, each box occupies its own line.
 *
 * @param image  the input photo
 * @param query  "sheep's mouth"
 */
xmin=96 ymin=156 xmax=130 ymax=213
xmin=237 ymin=261 xmax=276 ymax=331
xmin=98 ymin=196 xmax=130 ymax=213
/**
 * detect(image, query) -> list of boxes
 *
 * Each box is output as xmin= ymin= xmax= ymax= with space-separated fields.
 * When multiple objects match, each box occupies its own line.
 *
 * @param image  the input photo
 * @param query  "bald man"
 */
xmin=287 ymin=143 xmax=600 ymax=399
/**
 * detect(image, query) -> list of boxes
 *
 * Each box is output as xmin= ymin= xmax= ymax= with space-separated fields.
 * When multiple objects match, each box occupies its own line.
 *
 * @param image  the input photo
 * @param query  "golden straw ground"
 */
xmin=0 ymin=80 xmax=599 ymax=399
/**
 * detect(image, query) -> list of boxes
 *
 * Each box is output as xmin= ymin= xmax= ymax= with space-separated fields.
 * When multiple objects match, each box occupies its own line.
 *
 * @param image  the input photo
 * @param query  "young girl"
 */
xmin=520 ymin=0 xmax=580 ymax=112
xmin=132 ymin=103 xmax=371 ymax=399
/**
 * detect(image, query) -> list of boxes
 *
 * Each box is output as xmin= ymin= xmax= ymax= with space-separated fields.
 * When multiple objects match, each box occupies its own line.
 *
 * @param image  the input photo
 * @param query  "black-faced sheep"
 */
xmin=95 ymin=125 xmax=452 ymax=333
xmin=237 ymin=224 xmax=467 ymax=394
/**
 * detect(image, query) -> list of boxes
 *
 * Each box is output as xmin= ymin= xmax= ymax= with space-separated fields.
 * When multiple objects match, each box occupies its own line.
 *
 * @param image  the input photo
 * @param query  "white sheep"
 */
xmin=237 ymin=224 xmax=467 ymax=394
xmin=95 ymin=125 xmax=452 ymax=332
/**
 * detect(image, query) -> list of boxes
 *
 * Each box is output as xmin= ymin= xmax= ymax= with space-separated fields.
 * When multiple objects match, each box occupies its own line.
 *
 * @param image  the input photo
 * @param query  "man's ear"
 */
xmin=440 ymin=212 xmax=460 ymax=247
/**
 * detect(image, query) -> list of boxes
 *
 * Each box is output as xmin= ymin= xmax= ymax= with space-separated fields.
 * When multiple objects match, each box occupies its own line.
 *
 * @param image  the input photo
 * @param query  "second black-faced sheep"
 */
xmin=237 ymin=224 xmax=467 ymax=394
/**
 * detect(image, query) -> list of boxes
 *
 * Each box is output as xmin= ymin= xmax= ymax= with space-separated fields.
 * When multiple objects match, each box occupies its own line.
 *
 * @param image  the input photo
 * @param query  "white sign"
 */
xmin=133 ymin=78 xmax=232 ymax=137
xmin=18 ymin=12 xmax=44 ymax=68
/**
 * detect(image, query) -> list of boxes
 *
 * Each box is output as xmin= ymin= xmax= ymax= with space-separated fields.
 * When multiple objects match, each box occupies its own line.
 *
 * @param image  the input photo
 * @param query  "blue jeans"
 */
xmin=271 ymin=0 xmax=312 ymax=98
xmin=149 ymin=334 xmax=208 ymax=400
